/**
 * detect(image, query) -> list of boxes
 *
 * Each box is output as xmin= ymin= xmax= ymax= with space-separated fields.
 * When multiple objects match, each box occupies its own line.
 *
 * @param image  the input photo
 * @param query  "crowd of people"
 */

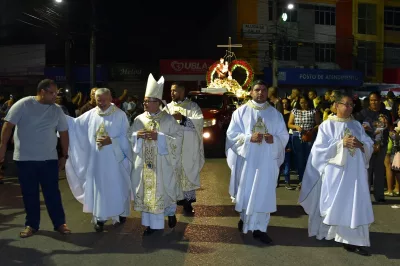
xmin=267 ymin=87 xmax=400 ymax=202
xmin=0 ymin=76 xmax=398 ymax=257
xmin=0 ymin=76 xmax=204 ymax=238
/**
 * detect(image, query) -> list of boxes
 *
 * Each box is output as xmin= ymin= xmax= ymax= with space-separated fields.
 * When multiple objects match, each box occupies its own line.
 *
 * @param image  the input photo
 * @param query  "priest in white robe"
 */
xmin=299 ymin=92 xmax=374 ymax=256
xmin=129 ymin=74 xmax=183 ymax=236
xmin=65 ymin=88 xmax=132 ymax=232
xmin=226 ymin=80 xmax=288 ymax=244
xmin=164 ymin=82 xmax=204 ymax=215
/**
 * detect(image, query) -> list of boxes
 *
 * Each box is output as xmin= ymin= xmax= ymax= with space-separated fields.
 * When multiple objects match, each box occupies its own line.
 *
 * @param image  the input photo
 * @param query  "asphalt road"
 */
xmin=0 ymin=156 xmax=400 ymax=266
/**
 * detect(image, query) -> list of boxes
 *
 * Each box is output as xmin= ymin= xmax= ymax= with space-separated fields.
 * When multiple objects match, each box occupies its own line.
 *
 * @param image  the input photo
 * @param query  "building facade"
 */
xmin=236 ymin=0 xmax=400 ymax=84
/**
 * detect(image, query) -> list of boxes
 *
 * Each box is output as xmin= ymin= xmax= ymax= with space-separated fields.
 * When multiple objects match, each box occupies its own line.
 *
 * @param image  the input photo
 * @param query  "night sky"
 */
xmin=0 ymin=0 xmax=237 ymax=65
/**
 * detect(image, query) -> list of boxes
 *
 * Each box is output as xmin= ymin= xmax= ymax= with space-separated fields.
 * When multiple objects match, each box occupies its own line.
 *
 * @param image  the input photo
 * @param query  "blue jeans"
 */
xmin=282 ymin=136 xmax=293 ymax=184
xmin=292 ymin=135 xmax=313 ymax=182
xmin=16 ymin=160 xmax=66 ymax=231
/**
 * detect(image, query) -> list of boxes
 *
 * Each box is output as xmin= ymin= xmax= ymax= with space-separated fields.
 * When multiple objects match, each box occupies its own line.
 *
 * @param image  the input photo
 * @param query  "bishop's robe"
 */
xmin=299 ymin=116 xmax=374 ymax=246
xmin=165 ymin=99 xmax=204 ymax=200
xmin=226 ymin=100 xmax=288 ymax=233
xmin=129 ymin=111 xmax=183 ymax=229
xmin=65 ymin=104 xmax=132 ymax=223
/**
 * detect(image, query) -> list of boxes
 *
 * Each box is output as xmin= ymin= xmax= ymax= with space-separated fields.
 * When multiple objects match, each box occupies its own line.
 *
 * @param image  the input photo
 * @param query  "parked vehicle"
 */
xmin=188 ymin=91 xmax=241 ymax=157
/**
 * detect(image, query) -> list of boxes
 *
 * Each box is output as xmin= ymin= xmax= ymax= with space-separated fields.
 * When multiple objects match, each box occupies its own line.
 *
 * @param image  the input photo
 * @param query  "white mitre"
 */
xmin=145 ymin=73 xmax=164 ymax=100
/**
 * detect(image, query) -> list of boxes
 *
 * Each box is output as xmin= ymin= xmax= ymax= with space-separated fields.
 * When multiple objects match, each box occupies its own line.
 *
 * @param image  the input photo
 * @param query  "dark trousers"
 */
xmin=292 ymin=135 xmax=313 ymax=182
xmin=16 ymin=160 xmax=66 ymax=231
xmin=368 ymin=146 xmax=387 ymax=201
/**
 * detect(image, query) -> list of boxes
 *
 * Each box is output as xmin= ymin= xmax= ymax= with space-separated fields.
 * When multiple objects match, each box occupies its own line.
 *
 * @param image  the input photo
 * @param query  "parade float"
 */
xmin=203 ymin=37 xmax=254 ymax=98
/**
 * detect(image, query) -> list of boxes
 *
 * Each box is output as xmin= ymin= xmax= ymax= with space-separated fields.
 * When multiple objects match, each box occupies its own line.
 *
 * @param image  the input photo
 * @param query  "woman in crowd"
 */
xmin=288 ymin=95 xmax=321 ymax=190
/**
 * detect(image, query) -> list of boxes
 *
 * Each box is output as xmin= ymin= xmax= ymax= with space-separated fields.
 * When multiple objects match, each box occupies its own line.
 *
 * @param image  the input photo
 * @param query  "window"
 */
xmin=384 ymin=43 xmax=400 ymax=66
xmin=384 ymin=7 xmax=400 ymax=31
xmin=358 ymin=4 xmax=377 ymax=35
xmin=315 ymin=6 xmax=336 ymax=26
xmin=270 ymin=41 xmax=298 ymax=61
xmin=315 ymin=43 xmax=336 ymax=63
xmin=357 ymin=41 xmax=376 ymax=76
xmin=268 ymin=1 xmax=297 ymax=22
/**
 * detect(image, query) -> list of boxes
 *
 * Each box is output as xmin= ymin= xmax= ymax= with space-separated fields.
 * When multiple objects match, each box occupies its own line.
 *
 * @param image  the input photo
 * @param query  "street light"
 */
xmin=272 ymin=1 xmax=296 ymax=87
xmin=55 ymin=0 xmax=63 ymax=3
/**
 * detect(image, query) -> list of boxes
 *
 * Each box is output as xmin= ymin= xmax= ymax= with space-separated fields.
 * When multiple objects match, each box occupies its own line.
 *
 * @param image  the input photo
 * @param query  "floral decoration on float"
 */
xmin=206 ymin=58 xmax=254 ymax=98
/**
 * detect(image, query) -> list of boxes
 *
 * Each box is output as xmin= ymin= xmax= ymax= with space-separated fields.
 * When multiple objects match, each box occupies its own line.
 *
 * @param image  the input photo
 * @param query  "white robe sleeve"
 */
xmin=226 ymin=109 xmax=251 ymax=158
xmin=299 ymin=121 xmax=342 ymax=204
xmin=64 ymin=112 xmax=91 ymax=204
xmin=128 ymin=118 xmax=143 ymax=154
xmin=111 ymin=112 xmax=132 ymax=163
xmin=157 ymin=132 xmax=168 ymax=155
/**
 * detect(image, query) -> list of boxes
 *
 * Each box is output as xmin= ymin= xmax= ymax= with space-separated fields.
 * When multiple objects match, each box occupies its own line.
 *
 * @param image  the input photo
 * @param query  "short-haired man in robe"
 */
xmin=65 ymin=88 xmax=132 ymax=232
xmin=299 ymin=92 xmax=374 ymax=256
xmin=226 ymin=80 xmax=289 ymax=244
xmin=164 ymin=82 xmax=204 ymax=215
xmin=129 ymin=74 xmax=183 ymax=236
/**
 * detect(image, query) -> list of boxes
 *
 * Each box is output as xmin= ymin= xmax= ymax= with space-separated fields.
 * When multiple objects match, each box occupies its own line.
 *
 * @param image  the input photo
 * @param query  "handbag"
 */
xmin=301 ymin=129 xmax=315 ymax=142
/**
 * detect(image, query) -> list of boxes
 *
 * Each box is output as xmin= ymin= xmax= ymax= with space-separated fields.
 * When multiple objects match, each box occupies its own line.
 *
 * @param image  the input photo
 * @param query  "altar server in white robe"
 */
xmin=65 ymin=88 xmax=132 ymax=232
xmin=129 ymin=74 xmax=183 ymax=236
xmin=226 ymin=80 xmax=288 ymax=244
xmin=299 ymin=92 xmax=374 ymax=256
xmin=165 ymin=82 xmax=204 ymax=215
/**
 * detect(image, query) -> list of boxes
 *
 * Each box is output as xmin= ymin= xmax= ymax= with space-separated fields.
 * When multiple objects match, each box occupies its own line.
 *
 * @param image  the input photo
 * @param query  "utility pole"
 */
xmin=272 ymin=0 xmax=278 ymax=87
xmin=90 ymin=0 xmax=96 ymax=89
xmin=65 ymin=38 xmax=72 ymax=93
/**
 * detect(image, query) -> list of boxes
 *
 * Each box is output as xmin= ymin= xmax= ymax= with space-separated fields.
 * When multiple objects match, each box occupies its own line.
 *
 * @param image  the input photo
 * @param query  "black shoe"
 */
xmin=343 ymin=244 xmax=371 ymax=256
xmin=238 ymin=220 xmax=243 ymax=232
xmin=143 ymin=227 xmax=158 ymax=236
xmin=376 ymin=199 xmax=386 ymax=203
xmin=253 ymin=230 xmax=273 ymax=244
xmin=285 ymin=183 xmax=295 ymax=190
xmin=94 ymin=221 xmax=105 ymax=232
xmin=183 ymin=201 xmax=194 ymax=215
xmin=119 ymin=216 xmax=127 ymax=224
xmin=168 ymin=215 xmax=177 ymax=228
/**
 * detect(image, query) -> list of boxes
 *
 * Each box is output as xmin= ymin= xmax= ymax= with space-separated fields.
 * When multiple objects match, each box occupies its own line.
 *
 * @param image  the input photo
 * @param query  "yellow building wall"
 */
xmin=352 ymin=0 xmax=385 ymax=82
xmin=236 ymin=0 xmax=400 ymax=79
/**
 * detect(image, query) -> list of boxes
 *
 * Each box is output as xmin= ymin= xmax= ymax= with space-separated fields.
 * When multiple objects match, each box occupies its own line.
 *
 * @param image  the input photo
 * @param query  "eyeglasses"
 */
xmin=143 ymin=100 xmax=159 ymax=104
xmin=338 ymin=102 xmax=354 ymax=108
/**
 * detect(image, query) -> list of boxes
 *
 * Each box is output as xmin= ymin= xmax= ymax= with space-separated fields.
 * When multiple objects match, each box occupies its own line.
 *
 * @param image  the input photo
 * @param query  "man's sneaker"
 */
xmin=285 ymin=183 xmax=295 ymax=190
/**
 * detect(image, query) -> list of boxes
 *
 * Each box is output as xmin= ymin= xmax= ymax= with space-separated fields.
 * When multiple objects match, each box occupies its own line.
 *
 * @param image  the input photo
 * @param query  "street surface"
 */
xmin=0 ymin=155 xmax=399 ymax=266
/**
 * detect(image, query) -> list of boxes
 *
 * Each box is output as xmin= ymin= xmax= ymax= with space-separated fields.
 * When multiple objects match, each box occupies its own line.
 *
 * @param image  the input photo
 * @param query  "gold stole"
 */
xmin=141 ymin=112 xmax=165 ymax=212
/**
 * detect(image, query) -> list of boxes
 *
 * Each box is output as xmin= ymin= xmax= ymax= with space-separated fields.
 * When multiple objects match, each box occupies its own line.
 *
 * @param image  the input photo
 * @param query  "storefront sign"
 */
xmin=110 ymin=64 xmax=146 ymax=81
xmin=160 ymin=59 xmax=215 ymax=75
xmin=264 ymin=67 xmax=363 ymax=87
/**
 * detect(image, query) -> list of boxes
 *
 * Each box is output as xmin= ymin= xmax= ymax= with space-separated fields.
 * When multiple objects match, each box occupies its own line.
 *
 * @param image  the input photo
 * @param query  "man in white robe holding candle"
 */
xmin=65 ymin=88 xmax=132 ymax=232
xmin=129 ymin=74 xmax=183 ymax=236
xmin=299 ymin=92 xmax=374 ymax=256
xmin=226 ymin=80 xmax=288 ymax=244
xmin=165 ymin=82 xmax=204 ymax=215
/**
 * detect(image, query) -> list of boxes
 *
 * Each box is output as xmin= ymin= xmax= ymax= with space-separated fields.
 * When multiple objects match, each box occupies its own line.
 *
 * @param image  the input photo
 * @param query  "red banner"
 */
xmin=160 ymin=59 xmax=215 ymax=75
xmin=383 ymin=68 xmax=400 ymax=84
